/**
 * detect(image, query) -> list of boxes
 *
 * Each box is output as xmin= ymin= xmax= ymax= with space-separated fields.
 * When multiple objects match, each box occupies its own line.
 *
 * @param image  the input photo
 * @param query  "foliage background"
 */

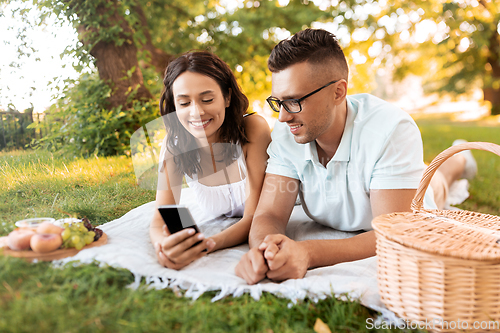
xmin=1 ymin=115 xmax=499 ymax=332
xmin=1 ymin=0 xmax=499 ymax=156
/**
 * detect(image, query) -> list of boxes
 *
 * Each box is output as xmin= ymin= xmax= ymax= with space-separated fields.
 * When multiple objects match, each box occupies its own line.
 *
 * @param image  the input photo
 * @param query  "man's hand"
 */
xmin=235 ymin=247 xmax=269 ymax=284
xmin=259 ymin=234 xmax=310 ymax=282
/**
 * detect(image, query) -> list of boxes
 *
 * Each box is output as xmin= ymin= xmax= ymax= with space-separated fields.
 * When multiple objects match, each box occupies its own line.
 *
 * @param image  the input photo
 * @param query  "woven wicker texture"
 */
xmin=374 ymin=210 xmax=500 ymax=260
xmin=373 ymin=142 xmax=500 ymax=332
xmin=377 ymin=237 xmax=500 ymax=332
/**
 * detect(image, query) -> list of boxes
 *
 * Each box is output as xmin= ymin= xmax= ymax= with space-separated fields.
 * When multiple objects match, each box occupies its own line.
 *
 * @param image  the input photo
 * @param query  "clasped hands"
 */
xmin=235 ymin=234 xmax=310 ymax=285
xmin=153 ymin=225 xmax=310 ymax=284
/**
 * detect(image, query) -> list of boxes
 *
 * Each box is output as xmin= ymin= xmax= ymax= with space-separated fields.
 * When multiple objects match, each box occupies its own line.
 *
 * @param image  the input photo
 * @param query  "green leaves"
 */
xmin=30 ymin=72 xmax=158 ymax=157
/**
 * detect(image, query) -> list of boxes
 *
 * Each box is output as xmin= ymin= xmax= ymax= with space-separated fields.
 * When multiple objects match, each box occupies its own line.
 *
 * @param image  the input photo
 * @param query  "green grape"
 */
xmin=61 ymin=221 xmax=96 ymax=249
xmin=71 ymin=235 xmax=81 ymax=244
xmin=84 ymin=235 xmax=93 ymax=245
xmin=62 ymin=229 xmax=71 ymax=241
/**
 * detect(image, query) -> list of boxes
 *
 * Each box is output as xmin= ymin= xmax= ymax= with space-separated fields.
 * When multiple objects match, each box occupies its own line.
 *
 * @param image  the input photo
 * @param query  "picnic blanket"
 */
xmin=55 ymin=188 xmax=395 ymax=319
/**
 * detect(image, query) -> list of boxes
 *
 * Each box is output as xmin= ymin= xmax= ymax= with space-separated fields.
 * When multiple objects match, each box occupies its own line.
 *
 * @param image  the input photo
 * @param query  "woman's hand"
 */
xmin=154 ymin=225 xmax=216 ymax=270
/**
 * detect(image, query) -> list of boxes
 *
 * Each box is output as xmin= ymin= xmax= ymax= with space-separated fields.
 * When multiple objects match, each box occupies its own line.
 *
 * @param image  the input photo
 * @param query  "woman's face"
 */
xmin=172 ymin=71 xmax=230 ymax=143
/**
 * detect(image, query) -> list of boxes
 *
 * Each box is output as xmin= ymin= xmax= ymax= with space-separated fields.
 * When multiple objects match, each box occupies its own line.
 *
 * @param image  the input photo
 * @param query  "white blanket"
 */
xmin=56 ymin=188 xmax=395 ymax=318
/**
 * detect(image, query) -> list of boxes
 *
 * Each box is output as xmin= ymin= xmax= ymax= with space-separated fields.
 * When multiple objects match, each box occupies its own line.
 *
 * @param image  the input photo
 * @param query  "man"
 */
xmin=235 ymin=28 xmax=473 ymax=284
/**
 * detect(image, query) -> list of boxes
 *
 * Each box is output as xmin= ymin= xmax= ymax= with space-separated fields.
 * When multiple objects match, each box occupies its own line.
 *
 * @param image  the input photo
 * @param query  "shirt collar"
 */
xmin=304 ymin=98 xmax=356 ymax=163
xmin=331 ymin=99 xmax=355 ymax=162
xmin=305 ymin=140 xmax=315 ymax=162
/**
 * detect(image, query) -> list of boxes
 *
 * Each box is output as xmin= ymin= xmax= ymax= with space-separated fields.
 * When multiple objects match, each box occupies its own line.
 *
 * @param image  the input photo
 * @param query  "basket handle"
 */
xmin=411 ymin=142 xmax=500 ymax=211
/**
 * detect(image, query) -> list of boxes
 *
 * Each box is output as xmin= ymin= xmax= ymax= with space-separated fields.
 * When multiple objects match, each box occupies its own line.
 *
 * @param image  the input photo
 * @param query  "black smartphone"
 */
xmin=157 ymin=205 xmax=205 ymax=250
xmin=158 ymin=205 xmax=200 ymax=234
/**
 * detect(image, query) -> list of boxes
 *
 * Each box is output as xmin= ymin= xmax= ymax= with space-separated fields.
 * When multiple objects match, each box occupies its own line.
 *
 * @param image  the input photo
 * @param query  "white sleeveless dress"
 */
xmin=184 ymin=153 xmax=247 ymax=219
xmin=158 ymin=139 xmax=247 ymax=219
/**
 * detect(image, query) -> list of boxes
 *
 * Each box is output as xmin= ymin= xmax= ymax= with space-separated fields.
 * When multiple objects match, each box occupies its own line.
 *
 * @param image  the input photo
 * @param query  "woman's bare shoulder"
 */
xmin=243 ymin=113 xmax=271 ymax=141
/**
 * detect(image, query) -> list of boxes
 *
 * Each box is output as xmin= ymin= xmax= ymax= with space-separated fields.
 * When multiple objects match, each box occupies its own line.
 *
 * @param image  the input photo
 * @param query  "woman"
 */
xmin=150 ymin=51 xmax=271 ymax=269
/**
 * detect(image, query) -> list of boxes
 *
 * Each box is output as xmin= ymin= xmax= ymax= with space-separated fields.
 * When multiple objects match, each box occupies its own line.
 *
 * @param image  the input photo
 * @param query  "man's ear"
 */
xmin=225 ymin=88 xmax=232 ymax=108
xmin=333 ymin=80 xmax=347 ymax=105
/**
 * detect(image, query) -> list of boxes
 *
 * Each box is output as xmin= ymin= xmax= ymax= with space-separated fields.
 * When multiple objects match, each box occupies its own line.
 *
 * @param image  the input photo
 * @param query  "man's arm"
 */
xmin=235 ymin=173 xmax=299 ymax=284
xmin=262 ymin=188 xmax=416 ymax=281
xmin=248 ymin=174 xmax=299 ymax=247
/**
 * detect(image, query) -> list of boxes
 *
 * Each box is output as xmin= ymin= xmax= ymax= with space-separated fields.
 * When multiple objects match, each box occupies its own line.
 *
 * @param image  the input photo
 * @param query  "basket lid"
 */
xmin=372 ymin=142 xmax=500 ymax=261
xmin=372 ymin=209 xmax=500 ymax=261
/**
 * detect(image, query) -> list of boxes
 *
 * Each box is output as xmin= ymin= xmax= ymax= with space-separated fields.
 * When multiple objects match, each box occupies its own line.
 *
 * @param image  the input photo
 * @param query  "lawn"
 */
xmin=416 ymin=113 xmax=500 ymax=216
xmin=1 ymin=113 xmax=499 ymax=332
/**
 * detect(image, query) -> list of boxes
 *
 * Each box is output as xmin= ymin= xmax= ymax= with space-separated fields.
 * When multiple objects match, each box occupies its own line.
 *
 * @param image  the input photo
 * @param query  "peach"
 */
xmin=36 ymin=221 xmax=64 ymax=235
xmin=30 ymin=233 xmax=63 ymax=253
xmin=7 ymin=228 xmax=36 ymax=251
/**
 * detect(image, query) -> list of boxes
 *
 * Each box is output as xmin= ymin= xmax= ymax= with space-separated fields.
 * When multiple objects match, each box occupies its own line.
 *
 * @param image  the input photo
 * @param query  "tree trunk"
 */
xmin=75 ymin=0 xmax=152 ymax=109
xmin=484 ymin=87 xmax=500 ymax=115
xmin=133 ymin=4 xmax=174 ymax=76
xmin=483 ymin=19 xmax=500 ymax=115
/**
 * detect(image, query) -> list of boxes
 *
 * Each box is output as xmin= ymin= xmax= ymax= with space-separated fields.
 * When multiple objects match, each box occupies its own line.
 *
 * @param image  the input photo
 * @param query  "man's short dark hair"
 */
xmin=267 ymin=28 xmax=348 ymax=80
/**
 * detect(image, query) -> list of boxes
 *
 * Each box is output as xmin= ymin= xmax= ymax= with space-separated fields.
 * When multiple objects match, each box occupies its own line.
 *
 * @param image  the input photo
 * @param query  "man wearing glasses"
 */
xmin=235 ymin=28 xmax=445 ymax=284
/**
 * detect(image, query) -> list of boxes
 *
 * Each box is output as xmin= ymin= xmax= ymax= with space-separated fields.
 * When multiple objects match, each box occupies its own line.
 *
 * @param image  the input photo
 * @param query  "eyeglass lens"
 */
xmin=267 ymin=98 xmax=300 ymax=113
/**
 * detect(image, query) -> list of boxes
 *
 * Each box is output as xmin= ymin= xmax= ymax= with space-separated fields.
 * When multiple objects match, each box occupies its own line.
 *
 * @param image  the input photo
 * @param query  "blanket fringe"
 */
xmin=53 ymin=258 xmax=359 ymax=308
xmin=132 ymin=273 xmax=350 ymax=306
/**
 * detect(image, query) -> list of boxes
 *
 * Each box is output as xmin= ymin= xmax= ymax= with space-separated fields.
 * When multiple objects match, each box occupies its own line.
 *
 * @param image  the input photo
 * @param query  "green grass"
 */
xmin=0 ymin=150 xmax=396 ymax=333
xmin=416 ymin=113 xmax=500 ymax=216
xmin=0 ymin=257 xmax=377 ymax=332
xmin=2 ymin=114 xmax=499 ymax=332
xmin=0 ymin=150 xmax=155 ymax=233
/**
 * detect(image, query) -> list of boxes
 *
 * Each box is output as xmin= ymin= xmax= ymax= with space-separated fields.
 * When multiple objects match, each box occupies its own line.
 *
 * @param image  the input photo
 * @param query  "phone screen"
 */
xmin=158 ymin=205 xmax=200 ymax=235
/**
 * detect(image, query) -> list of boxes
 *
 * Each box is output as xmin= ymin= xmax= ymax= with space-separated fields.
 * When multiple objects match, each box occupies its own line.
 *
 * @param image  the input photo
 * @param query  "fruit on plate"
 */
xmin=7 ymin=228 xmax=36 ymax=251
xmin=30 ymin=233 xmax=63 ymax=253
xmin=6 ymin=216 xmax=104 ymax=254
xmin=61 ymin=221 xmax=96 ymax=250
xmin=36 ymin=221 xmax=64 ymax=235
xmin=82 ymin=218 xmax=103 ymax=241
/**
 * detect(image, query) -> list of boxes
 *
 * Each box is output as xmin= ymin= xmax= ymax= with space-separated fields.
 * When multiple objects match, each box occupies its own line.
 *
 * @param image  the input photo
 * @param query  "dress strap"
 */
xmin=243 ymin=112 xmax=256 ymax=118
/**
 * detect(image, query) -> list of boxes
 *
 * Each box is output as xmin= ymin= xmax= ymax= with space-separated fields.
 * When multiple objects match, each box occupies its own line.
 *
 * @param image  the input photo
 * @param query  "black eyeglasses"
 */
xmin=266 ymin=80 xmax=339 ymax=113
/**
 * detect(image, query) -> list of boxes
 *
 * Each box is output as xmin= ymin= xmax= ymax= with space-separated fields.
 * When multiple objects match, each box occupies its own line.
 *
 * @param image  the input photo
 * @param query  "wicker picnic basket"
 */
xmin=372 ymin=142 xmax=500 ymax=333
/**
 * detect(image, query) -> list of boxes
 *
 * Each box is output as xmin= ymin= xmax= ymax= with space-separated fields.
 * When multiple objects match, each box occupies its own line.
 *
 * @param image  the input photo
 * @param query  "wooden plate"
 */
xmin=1 ymin=233 xmax=108 ymax=262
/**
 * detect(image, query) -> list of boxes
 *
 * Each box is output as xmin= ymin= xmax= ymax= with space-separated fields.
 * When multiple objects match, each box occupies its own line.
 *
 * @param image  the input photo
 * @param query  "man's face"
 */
xmin=270 ymin=62 xmax=338 ymax=144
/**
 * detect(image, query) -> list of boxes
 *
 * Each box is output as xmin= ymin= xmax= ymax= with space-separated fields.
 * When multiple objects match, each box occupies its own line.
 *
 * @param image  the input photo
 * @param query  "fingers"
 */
xmin=161 ymin=228 xmax=202 ymax=256
xmin=155 ymin=229 xmax=212 ymax=269
xmin=154 ymin=242 xmax=180 ymax=269
xmin=266 ymin=265 xmax=292 ymax=282
xmin=164 ymin=236 xmax=208 ymax=263
xmin=155 ymin=241 xmax=207 ymax=270
xmin=250 ymin=252 xmax=267 ymax=278
xmin=235 ymin=248 xmax=268 ymax=285
xmin=260 ymin=234 xmax=286 ymax=268
xmin=262 ymin=242 xmax=280 ymax=261
xmin=266 ymin=239 xmax=309 ymax=282
xmin=266 ymin=248 xmax=288 ymax=271
xmin=265 ymin=258 xmax=308 ymax=281
xmin=162 ymin=224 xmax=189 ymax=238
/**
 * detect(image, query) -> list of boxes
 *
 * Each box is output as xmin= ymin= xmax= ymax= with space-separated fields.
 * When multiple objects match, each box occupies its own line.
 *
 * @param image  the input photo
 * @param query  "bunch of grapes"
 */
xmin=82 ymin=218 xmax=103 ymax=241
xmin=61 ymin=222 xmax=95 ymax=250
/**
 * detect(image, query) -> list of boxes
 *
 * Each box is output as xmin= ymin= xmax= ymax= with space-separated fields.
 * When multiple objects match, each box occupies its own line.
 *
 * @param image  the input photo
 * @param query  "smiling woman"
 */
xmin=149 ymin=51 xmax=271 ymax=270
xmin=172 ymin=71 xmax=230 ymax=144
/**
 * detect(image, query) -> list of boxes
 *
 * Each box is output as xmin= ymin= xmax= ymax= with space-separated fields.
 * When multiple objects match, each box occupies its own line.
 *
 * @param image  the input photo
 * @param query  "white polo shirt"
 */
xmin=266 ymin=93 xmax=437 ymax=231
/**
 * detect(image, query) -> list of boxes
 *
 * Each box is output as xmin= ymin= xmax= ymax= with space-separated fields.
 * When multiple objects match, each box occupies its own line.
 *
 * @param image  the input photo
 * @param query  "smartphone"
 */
xmin=157 ymin=205 xmax=205 ymax=250
xmin=158 ymin=205 xmax=200 ymax=234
